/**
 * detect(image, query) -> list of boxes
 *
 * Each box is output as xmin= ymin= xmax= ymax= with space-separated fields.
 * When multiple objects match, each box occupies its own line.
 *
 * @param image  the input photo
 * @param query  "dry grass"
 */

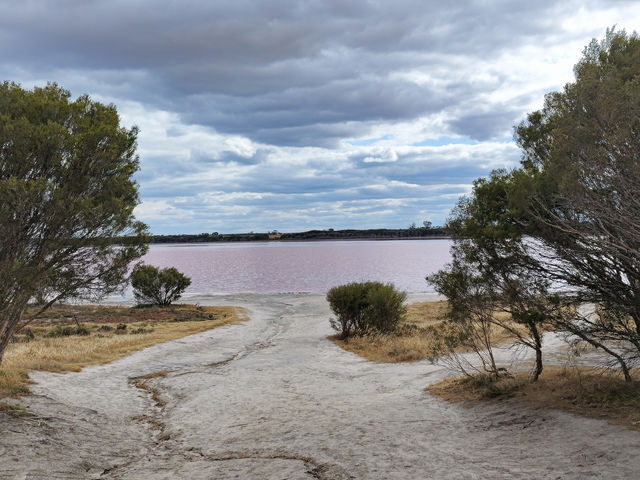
xmin=331 ymin=301 xmax=526 ymax=363
xmin=0 ymin=304 xmax=247 ymax=401
xmin=405 ymin=301 xmax=450 ymax=328
xmin=131 ymin=371 xmax=169 ymax=408
xmin=427 ymin=367 xmax=640 ymax=430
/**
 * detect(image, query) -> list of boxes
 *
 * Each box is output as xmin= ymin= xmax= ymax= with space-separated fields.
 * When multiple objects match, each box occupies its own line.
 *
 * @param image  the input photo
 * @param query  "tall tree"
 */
xmin=429 ymin=172 xmax=556 ymax=380
xmin=0 ymin=82 xmax=148 ymax=363
xmin=513 ymin=29 xmax=640 ymax=380
xmin=430 ymin=29 xmax=640 ymax=381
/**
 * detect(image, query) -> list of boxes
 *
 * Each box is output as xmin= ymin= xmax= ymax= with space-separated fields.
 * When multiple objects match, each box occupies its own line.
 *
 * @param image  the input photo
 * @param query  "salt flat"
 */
xmin=2 ymin=293 xmax=639 ymax=479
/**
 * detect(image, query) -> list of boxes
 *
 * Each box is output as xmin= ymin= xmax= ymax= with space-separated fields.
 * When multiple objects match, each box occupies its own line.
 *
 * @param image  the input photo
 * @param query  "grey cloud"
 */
xmin=0 ymin=0 xmax=598 ymax=146
xmin=0 ymin=0 xmax=629 ymax=233
xmin=448 ymin=109 xmax=524 ymax=141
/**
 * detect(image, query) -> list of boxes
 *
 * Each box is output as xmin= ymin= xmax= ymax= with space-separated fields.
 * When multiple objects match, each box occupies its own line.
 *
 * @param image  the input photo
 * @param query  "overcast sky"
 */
xmin=1 ymin=1 xmax=639 ymax=234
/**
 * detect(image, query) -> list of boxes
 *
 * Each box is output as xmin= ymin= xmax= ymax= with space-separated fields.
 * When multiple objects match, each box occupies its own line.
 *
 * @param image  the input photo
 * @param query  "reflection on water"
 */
xmin=139 ymin=239 xmax=452 ymax=294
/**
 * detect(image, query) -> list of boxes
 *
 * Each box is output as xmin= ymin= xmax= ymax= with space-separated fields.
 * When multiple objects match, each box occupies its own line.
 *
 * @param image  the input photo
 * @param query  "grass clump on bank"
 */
xmin=426 ymin=367 xmax=640 ymax=430
xmin=0 ymin=304 xmax=247 ymax=402
xmin=330 ymin=300 xmax=525 ymax=363
xmin=330 ymin=301 xmax=446 ymax=362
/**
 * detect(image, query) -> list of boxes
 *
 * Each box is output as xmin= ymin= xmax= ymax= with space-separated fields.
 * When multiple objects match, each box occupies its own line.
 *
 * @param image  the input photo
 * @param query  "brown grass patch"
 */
xmin=131 ymin=373 xmax=167 ymax=408
xmin=0 ymin=304 xmax=247 ymax=400
xmin=0 ymin=401 xmax=32 ymax=417
xmin=331 ymin=300 xmax=527 ymax=363
xmin=426 ymin=367 xmax=640 ymax=430
xmin=330 ymin=301 xmax=446 ymax=363
xmin=405 ymin=301 xmax=450 ymax=328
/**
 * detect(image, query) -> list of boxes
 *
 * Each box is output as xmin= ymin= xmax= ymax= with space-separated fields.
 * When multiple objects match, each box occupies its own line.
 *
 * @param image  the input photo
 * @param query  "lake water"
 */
xmin=139 ymin=239 xmax=452 ymax=295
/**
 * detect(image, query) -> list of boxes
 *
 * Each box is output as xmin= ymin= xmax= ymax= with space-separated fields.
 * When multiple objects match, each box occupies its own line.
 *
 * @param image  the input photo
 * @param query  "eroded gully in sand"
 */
xmin=2 ymin=293 xmax=640 ymax=479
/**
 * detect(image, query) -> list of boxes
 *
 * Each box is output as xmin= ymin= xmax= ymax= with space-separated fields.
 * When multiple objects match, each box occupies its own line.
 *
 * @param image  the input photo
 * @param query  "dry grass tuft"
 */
xmin=0 ymin=304 xmax=247 ymax=400
xmin=0 ymin=401 xmax=32 ymax=417
xmin=330 ymin=301 xmax=448 ymax=363
xmin=131 ymin=377 xmax=166 ymax=408
xmin=137 ymin=370 xmax=168 ymax=380
xmin=427 ymin=367 xmax=640 ymax=430
xmin=405 ymin=301 xmax=450 ymax=328
xmin=331 ymin=300 xmax=525 ymax=363
xmin=330 ymin=333 xmax=436 ymax=363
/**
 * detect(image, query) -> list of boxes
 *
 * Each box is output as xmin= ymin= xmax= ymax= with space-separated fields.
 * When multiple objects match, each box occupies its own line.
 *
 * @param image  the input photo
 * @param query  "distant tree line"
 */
xmin=136 ymin=226 xmax=447 ymax=244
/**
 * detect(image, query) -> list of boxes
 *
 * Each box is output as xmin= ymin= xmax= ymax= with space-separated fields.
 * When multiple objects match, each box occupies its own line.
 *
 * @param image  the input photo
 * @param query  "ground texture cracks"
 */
xmin=3 ymin=293 xmax=640 ymax=479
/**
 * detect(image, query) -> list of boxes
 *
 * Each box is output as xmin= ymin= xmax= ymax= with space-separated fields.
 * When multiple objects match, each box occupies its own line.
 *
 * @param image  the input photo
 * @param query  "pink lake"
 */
xmin=139 ymin=239 xmax=452 ymax=294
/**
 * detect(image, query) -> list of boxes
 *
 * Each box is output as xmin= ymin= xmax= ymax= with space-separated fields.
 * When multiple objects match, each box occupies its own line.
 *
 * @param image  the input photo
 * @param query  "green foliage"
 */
xmin=0 ymin=82 xmax=148 ymax=363
xmin=327 ymin=282 xmax=370 ymax=337
xmin=327 ymin=281 xmax=406 ymax=337
xmin=512 ymin=28 xmax=640 ymax=380
xmin=131 ymin=264 xmax=192 ymax=307
xmin=364 ymin=283 xmax=407 ymax=333
xmin=430 ymin=29 xmax=640 ymax=382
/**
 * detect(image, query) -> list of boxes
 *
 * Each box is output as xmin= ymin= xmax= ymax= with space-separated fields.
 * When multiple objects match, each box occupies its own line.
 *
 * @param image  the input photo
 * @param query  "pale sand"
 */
xmin=1 ymin=293 xmax=640 ymax=479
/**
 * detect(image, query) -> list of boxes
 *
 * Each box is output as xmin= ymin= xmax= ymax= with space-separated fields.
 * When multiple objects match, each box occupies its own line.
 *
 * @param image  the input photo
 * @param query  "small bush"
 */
xmin=131 ymin=264 xmax=191 ymax=306
xmin=327 ymin=282 xmax=406 ymax=337
xmin=45 ymin=325 xmax=90 ymax=337
xmin=130 ymin=327 xmax=153 ymax=334
xmin=114 ymin=323 xmax=128 ymax=334
xmin=327 ymin=282 xmax=370 ymax=337
xmin=364 ymin=283 xmax=407 ymax=333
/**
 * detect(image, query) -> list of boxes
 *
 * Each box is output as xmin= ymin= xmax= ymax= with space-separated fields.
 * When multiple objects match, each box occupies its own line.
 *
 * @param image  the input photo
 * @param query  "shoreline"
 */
xmin=146 ymin=236 xmax=452 ymax=246
xmin=3 ymin=292 xmax=639 ymax=479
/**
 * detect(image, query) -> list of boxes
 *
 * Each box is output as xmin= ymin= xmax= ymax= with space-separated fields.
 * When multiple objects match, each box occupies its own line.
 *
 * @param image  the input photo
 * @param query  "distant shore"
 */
xmin=140 ymin=227 xmax=449 ymax=244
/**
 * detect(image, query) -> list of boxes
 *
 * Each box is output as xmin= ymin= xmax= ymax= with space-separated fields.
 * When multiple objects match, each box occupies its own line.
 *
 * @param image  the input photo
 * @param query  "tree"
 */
xmin=131 ymin=264 xmax=191 ymax=306
xmin=0 ymin=82 xmax=148 ymax=364
xmin=432 ymin=29 xmax=640 ymax=382
xmin=511 ymin=29 xmax=640 ymax=380
xmin=428 ymin=172 xmax=559 ymax=380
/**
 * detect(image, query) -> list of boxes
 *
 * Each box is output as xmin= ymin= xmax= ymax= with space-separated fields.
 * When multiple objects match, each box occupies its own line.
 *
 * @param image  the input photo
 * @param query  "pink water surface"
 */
xmin=140 ymin=239 xmax=452 ymax=294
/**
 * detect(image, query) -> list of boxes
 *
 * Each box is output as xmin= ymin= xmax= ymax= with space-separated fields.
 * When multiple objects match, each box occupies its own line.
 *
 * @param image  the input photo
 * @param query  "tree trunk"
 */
xmin=532 ymin=346 xmax=543 ymax=381
xmin=530 ymin=323 xmax=543 ymax=382
xmin=0 ymin=310 xmax=22 ymax=366
xmin=0 ymin=297 xmax=30 ymax=366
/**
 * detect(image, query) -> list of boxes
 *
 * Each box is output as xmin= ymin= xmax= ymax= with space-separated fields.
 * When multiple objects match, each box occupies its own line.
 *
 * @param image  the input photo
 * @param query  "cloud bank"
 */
xmin=1 ymin=0 xmax=638 ymax=232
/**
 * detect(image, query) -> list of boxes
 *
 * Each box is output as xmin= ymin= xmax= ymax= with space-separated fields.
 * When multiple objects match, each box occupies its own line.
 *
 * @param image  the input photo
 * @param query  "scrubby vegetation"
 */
xmin=425 ymin=29 xmax=640 ymax=383
xmin=131 ymin=264 xmax=192 ymax=306
xmin=427 ymin=367 xmax=640 ymax=430
xmin=0 ymin=304 xmax=246 ymax=404
xmin=332 ymin=300 xmax=530 ymax=363
xmin=333 ymin=31 xmax=640 ymax=429
xmin=327 ymin=282 xmax=407 ymax=338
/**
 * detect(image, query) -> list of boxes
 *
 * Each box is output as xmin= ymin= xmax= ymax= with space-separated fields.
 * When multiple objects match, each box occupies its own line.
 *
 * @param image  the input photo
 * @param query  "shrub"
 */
xmin=130 ymin=327 xmax=153 ymax=334
xmin=364 ymin=283 xmax=407 ymax=333
xmin=327 ymin=281 xmax=406 ymax=337
xmin=45 ymin=325 xmax=90 ymax=337
xmin=131 ymin=264 xmax=191 ymax=306
xmin=327 ymin=282 xmax=369 ymax=337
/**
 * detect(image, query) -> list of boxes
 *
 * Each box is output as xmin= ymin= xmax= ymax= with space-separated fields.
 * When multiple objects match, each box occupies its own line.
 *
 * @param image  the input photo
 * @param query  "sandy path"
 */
xmin=2 ymin=293 xmax=640 ymax=479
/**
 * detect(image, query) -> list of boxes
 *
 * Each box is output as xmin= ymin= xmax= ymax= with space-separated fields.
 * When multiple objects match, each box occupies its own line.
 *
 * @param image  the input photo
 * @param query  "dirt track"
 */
xmin=2 ymin=293 xmax=640 ymax=479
